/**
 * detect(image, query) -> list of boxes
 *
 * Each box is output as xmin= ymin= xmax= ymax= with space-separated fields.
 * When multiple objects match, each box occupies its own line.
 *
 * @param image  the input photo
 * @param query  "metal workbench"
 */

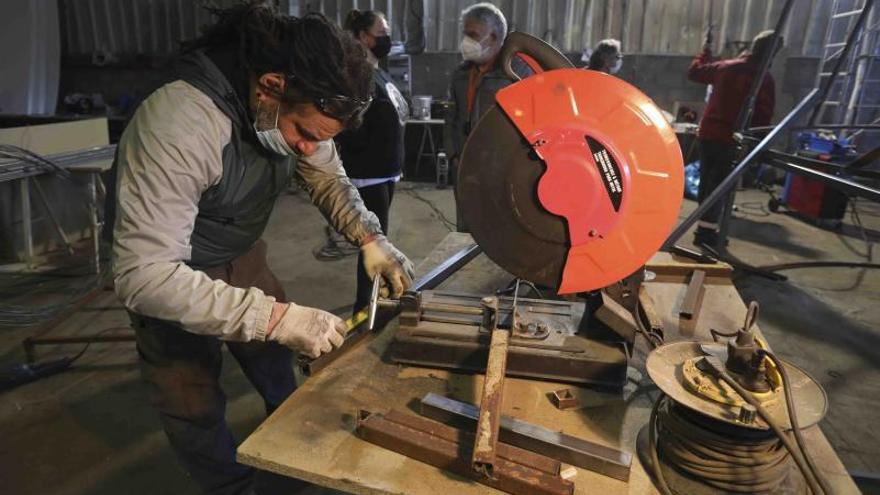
xmin=237 ymin=232 xmax=858 ymax=494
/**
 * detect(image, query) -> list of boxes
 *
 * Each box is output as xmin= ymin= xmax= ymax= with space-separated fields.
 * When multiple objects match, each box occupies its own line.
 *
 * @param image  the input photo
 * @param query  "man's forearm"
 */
xmin=114 ymin=260 xmax=275 ymax=341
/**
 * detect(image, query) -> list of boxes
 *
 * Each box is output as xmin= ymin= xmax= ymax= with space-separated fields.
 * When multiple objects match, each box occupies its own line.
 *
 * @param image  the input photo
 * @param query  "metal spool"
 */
xmin=637 ymin=342 xmax=828 ymax=494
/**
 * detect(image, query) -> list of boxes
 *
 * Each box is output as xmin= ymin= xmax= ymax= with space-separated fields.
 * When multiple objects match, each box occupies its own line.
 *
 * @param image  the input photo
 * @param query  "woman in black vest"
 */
xmin=337 ymin=9 xmax=409 ymax=312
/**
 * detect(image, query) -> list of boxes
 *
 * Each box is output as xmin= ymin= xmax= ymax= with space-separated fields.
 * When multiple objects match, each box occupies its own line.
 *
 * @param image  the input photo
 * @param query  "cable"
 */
xmin=701 ymin=356 xmax=827 ymax=494
xmin=0 ymin=262 xmax=109 ymax=327
xmin=649 ymin=354 xmax=834 ymax=494
xmin=648 ymin=393 xmax=676 ymax=495
xmin=651 ymin=395 xmax=792 ymax=493
xmin=763 ymin=350 xmax=834 ymax=495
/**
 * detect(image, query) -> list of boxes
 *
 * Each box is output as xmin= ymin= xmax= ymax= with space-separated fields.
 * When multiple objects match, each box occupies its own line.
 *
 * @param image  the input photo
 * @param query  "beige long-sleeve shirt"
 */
xmin=112 ymin=80 xmax=381 ymax=342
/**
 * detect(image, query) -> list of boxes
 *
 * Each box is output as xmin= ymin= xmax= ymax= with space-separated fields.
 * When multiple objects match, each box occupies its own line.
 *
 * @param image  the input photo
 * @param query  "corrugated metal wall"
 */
xmin=60 ymin=0 xmax=834 ymax=58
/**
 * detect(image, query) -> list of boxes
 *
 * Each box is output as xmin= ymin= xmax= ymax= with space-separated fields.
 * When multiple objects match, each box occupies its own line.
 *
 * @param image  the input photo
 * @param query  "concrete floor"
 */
xmin=1 ymin=183 xmax=878 ymax=494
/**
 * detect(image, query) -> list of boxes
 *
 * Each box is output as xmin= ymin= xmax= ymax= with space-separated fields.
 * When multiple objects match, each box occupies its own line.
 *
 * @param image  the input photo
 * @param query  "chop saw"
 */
xmin=388 ymin=32 xmax=684 ymax=390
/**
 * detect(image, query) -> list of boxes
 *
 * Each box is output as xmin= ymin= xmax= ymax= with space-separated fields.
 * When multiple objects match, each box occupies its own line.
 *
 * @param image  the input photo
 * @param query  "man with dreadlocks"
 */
xmin=109 ymin=4 xmax=414 ymax=493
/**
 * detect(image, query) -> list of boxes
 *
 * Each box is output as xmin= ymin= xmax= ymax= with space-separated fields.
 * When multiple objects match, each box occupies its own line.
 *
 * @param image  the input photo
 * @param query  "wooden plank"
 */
xmin=237 ymin=232 xmax=860 ymax=495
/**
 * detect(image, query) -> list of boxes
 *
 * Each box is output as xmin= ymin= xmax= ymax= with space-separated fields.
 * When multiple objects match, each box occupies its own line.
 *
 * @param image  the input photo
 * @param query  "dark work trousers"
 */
xmin=130 ymin=240 xmax=298 ymax=495
xmin=354 ymin=180 xmax=395 ymax=312
xmin=697 ymin=139 xmax=737 ymax=233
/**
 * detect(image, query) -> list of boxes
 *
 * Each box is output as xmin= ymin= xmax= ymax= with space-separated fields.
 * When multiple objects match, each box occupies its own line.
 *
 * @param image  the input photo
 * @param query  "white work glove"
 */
xmin=266 ymin=303 xmax=346 ymax=358
xmin=361 ymin=235 xmax=415 ymax=298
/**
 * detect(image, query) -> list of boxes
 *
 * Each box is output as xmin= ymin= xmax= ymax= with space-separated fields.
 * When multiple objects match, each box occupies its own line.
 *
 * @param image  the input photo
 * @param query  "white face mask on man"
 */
xmin=460 ymin=34 xmax=491 ymax=63
xmin=610 ymin=58 xmax=623 ymax=75
xmin=253 ymin=101 xmax=296 ymax=156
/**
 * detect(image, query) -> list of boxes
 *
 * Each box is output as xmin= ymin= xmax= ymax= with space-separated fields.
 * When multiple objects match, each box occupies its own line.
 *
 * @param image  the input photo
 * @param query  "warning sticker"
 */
xmin=586 ymin=136 xmax=623 ymax=211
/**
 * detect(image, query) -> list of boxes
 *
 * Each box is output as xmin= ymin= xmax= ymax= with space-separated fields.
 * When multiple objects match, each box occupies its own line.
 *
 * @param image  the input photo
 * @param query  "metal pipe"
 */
xmin=768 ymin=158 xmax=880 ymax=202
xmin=662 ymin=88 xmax=819 ymax=250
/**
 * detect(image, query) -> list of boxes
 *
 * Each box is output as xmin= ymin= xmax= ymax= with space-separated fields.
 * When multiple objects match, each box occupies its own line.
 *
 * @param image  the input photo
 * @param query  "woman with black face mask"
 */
xmin=337 ymin=10 xmax=409 ymax=313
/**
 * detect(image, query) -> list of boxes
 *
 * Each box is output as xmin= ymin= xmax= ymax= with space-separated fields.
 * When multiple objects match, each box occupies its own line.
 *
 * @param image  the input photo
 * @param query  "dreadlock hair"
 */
xmin=183 ymin=2 xmax=373 ymax=127
xmin=343 ymin=9 xmax=385 ymax=38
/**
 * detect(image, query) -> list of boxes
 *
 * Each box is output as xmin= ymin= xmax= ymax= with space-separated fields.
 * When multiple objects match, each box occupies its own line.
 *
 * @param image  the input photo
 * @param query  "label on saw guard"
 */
xmin=586 ymin=136 xmax=623 ymax=211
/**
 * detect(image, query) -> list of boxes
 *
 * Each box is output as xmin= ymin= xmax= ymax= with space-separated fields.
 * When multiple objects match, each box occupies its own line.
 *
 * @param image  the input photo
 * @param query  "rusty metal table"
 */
xmin=237 ymin=232 xmax=858 ymax=494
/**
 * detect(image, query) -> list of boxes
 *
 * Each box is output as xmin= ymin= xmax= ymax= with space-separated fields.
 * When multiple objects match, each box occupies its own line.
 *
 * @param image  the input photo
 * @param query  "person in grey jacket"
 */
xmin=444 ymin=3 xmax=528 ymax=231
xmin=110 ymin=5 xmax=413 ymax=493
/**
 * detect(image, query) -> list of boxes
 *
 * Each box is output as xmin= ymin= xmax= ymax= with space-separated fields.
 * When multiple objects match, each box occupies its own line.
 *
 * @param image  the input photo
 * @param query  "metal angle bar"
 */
xmin=420 ymin=392 xmax=632 ymax=481
xmin=356 ymin=409 xmax=574 ymax=495
xmin=662 ymin=88 xmax=819 ymax=250
xmin=471 ymin=297 xmax=508 ymax=477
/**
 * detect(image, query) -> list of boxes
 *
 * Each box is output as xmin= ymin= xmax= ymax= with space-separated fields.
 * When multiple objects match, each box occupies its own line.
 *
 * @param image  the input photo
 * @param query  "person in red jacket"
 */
xmin=687 ymin=30 xmax=781 ymax=247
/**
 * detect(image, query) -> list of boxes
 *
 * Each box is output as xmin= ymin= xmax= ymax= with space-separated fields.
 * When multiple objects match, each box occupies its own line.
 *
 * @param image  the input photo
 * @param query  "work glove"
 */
xmin=266 ymin=303 xmax=346 ymax=358
xmin=361 ymin=235 xmax=415 ymax=298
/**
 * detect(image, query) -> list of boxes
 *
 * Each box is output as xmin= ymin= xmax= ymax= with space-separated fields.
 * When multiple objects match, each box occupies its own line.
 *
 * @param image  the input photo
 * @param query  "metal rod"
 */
xmin=662 ymin=88 xmax=819 ymax=250
xmin=768 ymin=158 xmax=880 ymax=202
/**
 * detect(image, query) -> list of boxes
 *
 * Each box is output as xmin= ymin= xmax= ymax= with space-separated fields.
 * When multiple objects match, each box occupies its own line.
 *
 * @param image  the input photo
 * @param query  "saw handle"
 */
xmin=499 ymin=31 xmax=574 ymax=81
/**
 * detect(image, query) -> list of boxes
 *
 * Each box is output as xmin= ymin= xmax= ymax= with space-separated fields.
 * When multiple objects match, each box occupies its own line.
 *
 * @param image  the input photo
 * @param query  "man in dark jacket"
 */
xmin=444 ymin=2 xmax=528 ymax=231
xmin=687 ymin=30 xmax=780 ymax=247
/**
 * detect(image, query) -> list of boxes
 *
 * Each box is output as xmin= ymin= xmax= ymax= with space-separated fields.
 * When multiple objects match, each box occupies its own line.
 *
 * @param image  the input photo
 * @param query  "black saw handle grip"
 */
xmin=499 ymin=31 xmax=574 ymax=81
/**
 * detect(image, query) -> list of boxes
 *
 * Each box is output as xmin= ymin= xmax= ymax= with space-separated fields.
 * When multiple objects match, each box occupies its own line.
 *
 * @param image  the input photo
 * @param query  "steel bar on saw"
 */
xmin=472 ymin=296 xmax=509 ymax=478
xmin=356 ymin=409 xmax=574 ymax=495
xmin=679 ymin=269 xmax=706 ymax=320
xmin=420 ymin=393 xmax=632 ymax=481
xmin=298 ymin=243 xmax=482 ymax=377
xmin=662 ymin=88 xmax=818 ymax=250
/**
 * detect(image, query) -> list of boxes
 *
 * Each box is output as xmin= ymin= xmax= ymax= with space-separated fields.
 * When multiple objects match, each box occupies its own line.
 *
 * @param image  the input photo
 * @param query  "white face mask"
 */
xmin=460 ymin=34 xmax=490 ymax=63
xmin=610 ymin=58 xmax=623 ymax=75
xmin=253 ymin=101 xmax=295 ymax=156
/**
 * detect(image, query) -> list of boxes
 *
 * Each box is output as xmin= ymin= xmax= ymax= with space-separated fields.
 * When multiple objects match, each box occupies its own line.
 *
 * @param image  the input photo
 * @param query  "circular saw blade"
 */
xmin=457 ymin=105 xmax=568 ymax=288
xmin=458 ymin=69 xmax=684 ymax=293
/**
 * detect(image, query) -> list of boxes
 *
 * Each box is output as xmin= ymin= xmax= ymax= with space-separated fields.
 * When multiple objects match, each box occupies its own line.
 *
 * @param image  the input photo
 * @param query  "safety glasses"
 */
xmin=313 ymin=94 xmax=373 ymax=121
